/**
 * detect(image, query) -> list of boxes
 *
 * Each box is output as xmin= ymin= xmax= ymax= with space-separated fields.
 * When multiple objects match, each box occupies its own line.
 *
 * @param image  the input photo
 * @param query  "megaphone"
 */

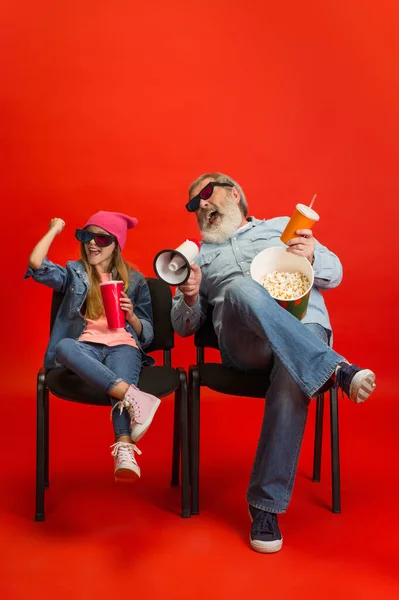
xmin=154 ymin=239 xmax=201 ymax=285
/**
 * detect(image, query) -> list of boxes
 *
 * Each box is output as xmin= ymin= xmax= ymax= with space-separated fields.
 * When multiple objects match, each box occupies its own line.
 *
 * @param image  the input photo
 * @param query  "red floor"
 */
xmin=1 ymin=382 xmax=398 ymax=599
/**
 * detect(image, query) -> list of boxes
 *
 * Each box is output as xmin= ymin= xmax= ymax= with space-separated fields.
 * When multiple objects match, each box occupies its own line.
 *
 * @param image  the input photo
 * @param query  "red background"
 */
xmin=2 ymin=0 xmax=397 ymax=388
xmin=1 ymin=1 xmax=399 ymax=598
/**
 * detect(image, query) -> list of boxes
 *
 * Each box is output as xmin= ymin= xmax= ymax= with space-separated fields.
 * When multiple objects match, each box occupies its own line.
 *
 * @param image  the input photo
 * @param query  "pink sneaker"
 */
xmin=112 ymin=385 xmax=161 ymax=442
xmin=111 ymin=442 xmax=141 ymax=482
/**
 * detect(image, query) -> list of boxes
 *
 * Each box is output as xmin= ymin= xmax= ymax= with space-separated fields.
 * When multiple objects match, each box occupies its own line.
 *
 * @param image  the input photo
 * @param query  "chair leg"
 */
xmin=44 ymin=386 xmax=50 ymax=488
xmin=330 ymin=387 xmax=341 ymax=514
xmin=312 ymin=394 xmax=324 ymax=482
xmin=178 ymin=369 xmax=191 ymax=518
xmin=35 ymin=371 xmax=46 ymax=521
xmin=171 ymin=387 xmax=181 ymax=487
xmin=189 ymin=366 xmax=200 ymax=515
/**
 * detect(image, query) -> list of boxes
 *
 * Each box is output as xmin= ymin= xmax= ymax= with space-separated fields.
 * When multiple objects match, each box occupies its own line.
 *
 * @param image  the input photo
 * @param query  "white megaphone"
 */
xmin=154 ymin=238 xmax=201 ymax=285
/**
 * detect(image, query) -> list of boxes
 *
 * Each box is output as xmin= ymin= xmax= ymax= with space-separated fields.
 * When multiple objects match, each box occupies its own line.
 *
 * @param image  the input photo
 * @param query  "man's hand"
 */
xmin=286 ymin=229 xmax=315 ymax=263
xmin=178 ymin=264 xmax=202 ymax=307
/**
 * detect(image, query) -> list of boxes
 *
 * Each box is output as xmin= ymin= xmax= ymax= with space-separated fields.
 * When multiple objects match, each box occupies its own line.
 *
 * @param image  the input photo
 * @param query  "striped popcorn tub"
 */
xmin=250 ymin=247 xmax=314 ymax=320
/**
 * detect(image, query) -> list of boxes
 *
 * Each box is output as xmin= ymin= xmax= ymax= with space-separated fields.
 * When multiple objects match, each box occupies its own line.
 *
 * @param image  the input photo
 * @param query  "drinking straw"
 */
xmin=309 ymin=194 xmax=317 ymax=209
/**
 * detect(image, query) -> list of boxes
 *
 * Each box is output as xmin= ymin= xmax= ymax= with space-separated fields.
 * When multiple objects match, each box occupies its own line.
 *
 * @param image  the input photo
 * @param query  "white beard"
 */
xmin=198 ymin=199 xmax=244 ymax=244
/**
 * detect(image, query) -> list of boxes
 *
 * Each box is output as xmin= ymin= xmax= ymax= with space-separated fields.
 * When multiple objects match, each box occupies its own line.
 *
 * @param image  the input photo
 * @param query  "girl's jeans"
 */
xmin=55 ymin=339 xmax=142 ymax=438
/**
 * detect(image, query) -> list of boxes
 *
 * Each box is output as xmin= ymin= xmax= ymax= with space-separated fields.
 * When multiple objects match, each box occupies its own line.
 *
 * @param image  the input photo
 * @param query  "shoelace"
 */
xmin=252 ymin=511 xmax=277 ymax=536
xmin=110 ymin=394 xmax=141 ymax=422
xmin=110 ymin=441 xmax=142 ymax=459
xmin=334 ymin=363 xmax=358 ymax=399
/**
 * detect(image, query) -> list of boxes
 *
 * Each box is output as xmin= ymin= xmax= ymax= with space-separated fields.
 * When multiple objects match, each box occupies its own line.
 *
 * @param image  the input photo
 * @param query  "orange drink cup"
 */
xmin=280 ymin=204 xmax=320 ymax=245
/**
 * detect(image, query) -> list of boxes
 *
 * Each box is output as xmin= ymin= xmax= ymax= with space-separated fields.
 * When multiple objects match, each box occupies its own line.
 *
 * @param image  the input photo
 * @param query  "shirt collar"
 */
xmin=235 ymin=216 xmax=258 ymax=235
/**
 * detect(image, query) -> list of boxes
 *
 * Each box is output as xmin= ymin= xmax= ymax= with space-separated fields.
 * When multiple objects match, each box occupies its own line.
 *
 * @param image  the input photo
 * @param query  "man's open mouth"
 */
xmin=207 ymin=210 xmax=219 ymax=225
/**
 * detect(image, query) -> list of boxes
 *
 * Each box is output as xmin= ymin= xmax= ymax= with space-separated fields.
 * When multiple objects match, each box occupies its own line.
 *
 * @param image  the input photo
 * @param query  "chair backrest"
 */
xmin=194 ymin=305 xmax=218 ymax=349
xmin=193 ymin=305 xmax=220 ymax=365
xmin=145 ymin=278 xmax=174 ymax=352
xmin=50 ymin=291 xmax=64 ymax=333
xmin=50 ymin=276 xmax=175 ymax=355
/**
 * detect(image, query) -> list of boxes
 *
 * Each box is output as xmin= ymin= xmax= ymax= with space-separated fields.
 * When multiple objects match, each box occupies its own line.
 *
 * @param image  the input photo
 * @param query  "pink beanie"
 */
xmin=83 ymin=211 xmax=138 ymax=250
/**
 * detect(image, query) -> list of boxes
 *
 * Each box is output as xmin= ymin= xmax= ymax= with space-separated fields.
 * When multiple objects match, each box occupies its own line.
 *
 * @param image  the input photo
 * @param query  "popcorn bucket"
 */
xmin=250 ymin=247 xmax=314 ymax=320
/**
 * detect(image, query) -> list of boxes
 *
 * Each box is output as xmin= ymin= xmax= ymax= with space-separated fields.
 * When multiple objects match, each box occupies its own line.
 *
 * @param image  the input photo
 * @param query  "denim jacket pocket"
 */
xmin=248 ymin=235 xmax=284 ymax=260
xmin=198 ymin=249 xmax=221 ymax=267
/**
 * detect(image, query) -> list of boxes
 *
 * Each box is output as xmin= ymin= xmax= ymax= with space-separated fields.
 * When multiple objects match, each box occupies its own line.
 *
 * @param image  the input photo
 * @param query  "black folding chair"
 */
xmin=188 ymin=306 xmax=341 ymax=515
xmin=35 ymin=278 xmax=190 ymax=520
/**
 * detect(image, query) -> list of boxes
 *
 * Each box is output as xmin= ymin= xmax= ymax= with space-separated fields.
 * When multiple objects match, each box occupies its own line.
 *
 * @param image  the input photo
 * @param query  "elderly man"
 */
xmin=171 ymin=172 xmax=375 ymax=553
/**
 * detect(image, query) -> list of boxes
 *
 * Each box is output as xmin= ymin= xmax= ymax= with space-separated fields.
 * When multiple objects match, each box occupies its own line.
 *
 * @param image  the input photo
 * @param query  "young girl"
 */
xmin=26 ymin=211 xmax=161 ymax=482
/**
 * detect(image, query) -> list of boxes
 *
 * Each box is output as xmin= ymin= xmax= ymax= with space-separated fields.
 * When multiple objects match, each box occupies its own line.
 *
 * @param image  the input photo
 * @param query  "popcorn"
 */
xmin=260 ymin=271 xmax=310 ymax=300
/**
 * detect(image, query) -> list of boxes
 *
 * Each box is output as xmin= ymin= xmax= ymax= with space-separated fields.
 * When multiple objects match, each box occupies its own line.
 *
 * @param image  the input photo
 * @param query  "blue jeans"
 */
xmin=55 ymin=339 xmax=142 ymax=438
xmin=218 ymin=279 xmax=344 ymax=514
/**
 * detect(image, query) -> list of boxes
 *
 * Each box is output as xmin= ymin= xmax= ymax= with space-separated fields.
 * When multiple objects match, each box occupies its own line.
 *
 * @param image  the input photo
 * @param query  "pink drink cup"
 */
xmin=99 ymin=281 xmax=125 ymax=329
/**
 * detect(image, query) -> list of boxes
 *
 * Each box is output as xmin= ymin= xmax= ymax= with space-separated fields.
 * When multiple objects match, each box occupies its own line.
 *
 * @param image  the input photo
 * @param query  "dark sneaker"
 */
xmin=249 ymin=505 xmax=283 ymax=553
xmin=335 ymin=362 xmax=376 ymax=404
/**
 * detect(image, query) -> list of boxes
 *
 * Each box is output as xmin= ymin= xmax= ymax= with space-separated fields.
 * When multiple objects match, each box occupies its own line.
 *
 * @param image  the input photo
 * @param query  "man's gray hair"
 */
xmin=188 ymin=172 xmax=248 ymax=217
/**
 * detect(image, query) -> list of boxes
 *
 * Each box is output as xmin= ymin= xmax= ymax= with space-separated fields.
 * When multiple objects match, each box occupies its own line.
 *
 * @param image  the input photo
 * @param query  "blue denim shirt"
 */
xmin=171 ymin=216 xmax=343 ymax=338
xmin=25 ymin=257 xmax=155 ymax=368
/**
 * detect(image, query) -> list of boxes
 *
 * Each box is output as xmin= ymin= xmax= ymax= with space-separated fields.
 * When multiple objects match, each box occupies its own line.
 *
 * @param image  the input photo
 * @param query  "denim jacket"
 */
xmin=171 ymin=216 xmax=343 ymax=339
xmin=25 ymin=257 xmax=155 ymax=368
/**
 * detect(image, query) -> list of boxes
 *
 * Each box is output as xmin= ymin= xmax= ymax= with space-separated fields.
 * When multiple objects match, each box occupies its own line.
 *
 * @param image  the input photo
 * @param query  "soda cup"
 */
xmin=280 ymin=204 xmax=320 ymax=245
xmin=99 ymin=280 xmax=125 ymax=329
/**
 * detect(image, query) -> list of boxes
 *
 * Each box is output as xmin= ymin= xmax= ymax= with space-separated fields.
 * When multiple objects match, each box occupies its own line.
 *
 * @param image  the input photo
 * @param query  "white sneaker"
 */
xmin=111 ymin=442 xmax=141 ymax=482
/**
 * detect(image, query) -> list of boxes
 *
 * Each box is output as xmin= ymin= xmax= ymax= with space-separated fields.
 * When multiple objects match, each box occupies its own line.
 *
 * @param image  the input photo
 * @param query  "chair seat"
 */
xmin=139 ymin=366 xmax=182 ymax=397
xmin=198 ymin=363 xmax=269 ymax=398
xmin=46 ymin=365 xmax=182 ymax=406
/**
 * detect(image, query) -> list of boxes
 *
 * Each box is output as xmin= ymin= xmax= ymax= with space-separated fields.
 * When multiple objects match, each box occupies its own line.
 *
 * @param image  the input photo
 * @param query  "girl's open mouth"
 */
xmin=88 ymin=248 xmax=101 ymax=257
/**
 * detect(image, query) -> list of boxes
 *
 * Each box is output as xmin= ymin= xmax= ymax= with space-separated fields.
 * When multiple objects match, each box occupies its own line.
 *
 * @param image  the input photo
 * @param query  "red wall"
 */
xmin=2 ymin=0 xmax=398 ymax=395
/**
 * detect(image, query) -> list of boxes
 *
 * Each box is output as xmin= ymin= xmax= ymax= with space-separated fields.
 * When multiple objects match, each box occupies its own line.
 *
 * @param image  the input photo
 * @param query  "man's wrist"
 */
xmin=184 ymin=294 xmax=198 ymax=308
